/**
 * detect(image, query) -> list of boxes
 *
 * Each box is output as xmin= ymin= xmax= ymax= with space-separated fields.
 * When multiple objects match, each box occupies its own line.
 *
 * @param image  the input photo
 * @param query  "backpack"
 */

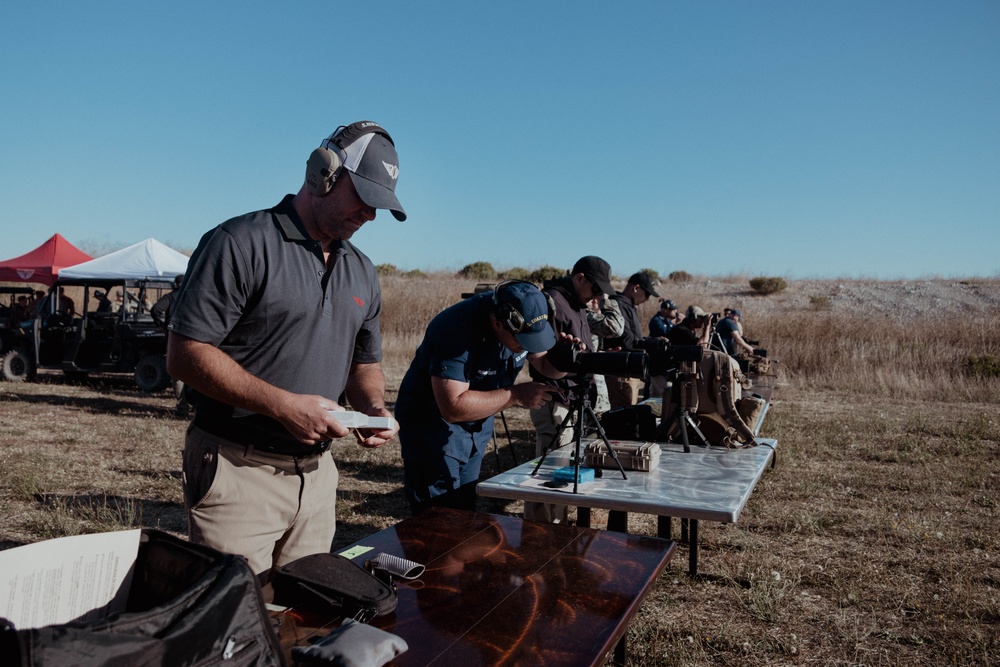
xmin=658 ymin=350 xmax=759 ymax=448
xmin=1 ymin=530 xmax=285 ymax=667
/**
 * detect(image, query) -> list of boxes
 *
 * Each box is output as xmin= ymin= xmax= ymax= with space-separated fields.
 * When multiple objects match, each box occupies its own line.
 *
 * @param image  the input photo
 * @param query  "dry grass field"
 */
xmin=2 ymin=273 xmax=998 ymax=665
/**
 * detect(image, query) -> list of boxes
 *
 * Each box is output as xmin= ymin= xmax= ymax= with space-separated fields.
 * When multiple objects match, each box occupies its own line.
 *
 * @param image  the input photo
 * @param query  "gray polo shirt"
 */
xmin=170 ymin=194 xmax=382 ymax=451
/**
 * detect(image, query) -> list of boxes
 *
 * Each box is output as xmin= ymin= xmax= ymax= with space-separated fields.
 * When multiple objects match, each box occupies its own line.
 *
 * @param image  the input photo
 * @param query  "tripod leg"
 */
xmin=684 ymin=412 xmax=711 ymax=447
xmin=499 ymin=410 xmax=517 ymax=465
xmin=573 ymin=406 xmax=585 ymax=493
xmin=678 ymin=408 xmax=691 ymax=454
xmin=584 ymin=404 xmax=628 ymax=480
xmin=531 ymin=405 xmax=576 ymax=476
xmin=491 ymin=426 xmax=502 ymax=471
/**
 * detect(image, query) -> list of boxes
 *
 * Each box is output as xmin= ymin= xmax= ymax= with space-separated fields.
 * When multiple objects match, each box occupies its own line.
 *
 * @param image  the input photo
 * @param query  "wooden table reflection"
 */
xmin=271 ymin=507 xmax=675 ymax=666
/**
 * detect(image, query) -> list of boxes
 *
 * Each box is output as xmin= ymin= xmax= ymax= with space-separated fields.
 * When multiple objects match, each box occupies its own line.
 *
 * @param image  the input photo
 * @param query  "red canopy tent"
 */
xmin=0 ymin=234 xmax=93 ymax=286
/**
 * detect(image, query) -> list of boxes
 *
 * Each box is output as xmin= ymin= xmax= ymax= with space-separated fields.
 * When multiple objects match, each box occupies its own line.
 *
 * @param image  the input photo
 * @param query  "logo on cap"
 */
xmin=525 ymin=313 xmax=548 ymax=328
xmin=383 ymin=161 xmax=399 ymax=180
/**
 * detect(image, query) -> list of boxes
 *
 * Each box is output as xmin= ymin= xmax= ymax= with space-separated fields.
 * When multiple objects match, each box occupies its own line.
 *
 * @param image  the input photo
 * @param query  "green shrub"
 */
xmin=529 ymin=265 xmax=566 ymax=283
xmin=376 ymin=263 xmax=398 ymax=276
xmin=668 ymin=270 xmax=693 ymax=283
xmin=809 ymin=295 xmax=831 ymax=310
xmin=749 ymin=276 xmax=789 ymax=295
xmin=499 ymin=267 xmax=532 ymax=281
xmin=638 ymin=268 xmax=660 ymax=282
xmin=401 ymin=269 xmax=427 ymax=279
xmin=965 ymin=354 xmax=1000 ymax=378
xmin=457 ymin=262 xmax=497 ymax=280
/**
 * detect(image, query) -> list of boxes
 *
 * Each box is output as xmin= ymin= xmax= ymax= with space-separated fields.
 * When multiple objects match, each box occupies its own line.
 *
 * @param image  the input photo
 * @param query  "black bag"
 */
xmin=599 ymin=404 xmax=658 ymax=441
xmin=271 ymin=553 xmax=397 ymax=620
xmin=0 ymin=530 xmax=284 ymax=666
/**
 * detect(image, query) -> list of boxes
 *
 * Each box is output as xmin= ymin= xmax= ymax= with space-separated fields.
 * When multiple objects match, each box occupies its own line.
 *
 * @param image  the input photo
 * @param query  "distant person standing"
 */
xmin=151 ymin=274 xmax=184 ymax=328
xmin=715 ymin=309 xmax=755 ymax=356
xmin=667 ymin=306 xmax=712 ymax=347
xmin=56 ymin=287 xmax=75 ymax=318
xmin=527 ymin=255 xmax=614 ymax=523
xmin=152 ymin=274 xmax=189 ymax=418
xmin=94 ymin=290 xmax=113 ymax=314
xmin=12 ymin=295 xmax=33 ymax=324
xmin=649 ymin=299 xmax=681 ymax=338
xmin=647 ymin=299 xmax=681 ymax=399
xmin=605 ymin=271 xmax=660 ymax=409
xmin=167 ymin=120 xmax=405 ymax=578
xmin=586 ymin=293 xmax=625 ymax=415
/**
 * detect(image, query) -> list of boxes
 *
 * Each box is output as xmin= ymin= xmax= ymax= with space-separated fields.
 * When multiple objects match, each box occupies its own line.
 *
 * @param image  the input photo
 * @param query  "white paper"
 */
xmin=0 ymin=529 xmax=141 ymax=629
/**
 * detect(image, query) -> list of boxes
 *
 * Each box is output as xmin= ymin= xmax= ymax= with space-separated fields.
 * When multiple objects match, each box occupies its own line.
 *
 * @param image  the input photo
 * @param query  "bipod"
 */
xmin=662 ymin=407 xmax=710 ymax=453
xmin=658 ymin=370 xmax=710 ymax=453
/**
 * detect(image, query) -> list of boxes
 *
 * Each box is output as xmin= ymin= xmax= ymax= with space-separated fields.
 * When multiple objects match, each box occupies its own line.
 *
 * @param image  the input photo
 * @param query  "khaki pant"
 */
xmin=647 ymin=375 xmax=671 ymax=399
xmin=183 ymin=424 xmax=338 ymax=577
xmin=607 ymin=376 xmax=644 ymax=410
xmin=526 ymin=401 xmax=573 ymax=524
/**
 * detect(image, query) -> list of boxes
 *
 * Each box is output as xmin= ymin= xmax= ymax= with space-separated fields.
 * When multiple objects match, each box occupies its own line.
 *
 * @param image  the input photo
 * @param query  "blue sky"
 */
xmin=2 ymin=1 xmax=998 ymax=279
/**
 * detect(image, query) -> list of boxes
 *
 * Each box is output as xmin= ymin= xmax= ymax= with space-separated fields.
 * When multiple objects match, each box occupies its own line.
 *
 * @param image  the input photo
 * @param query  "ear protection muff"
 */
xmin=305 ymin=121 xmax=396 ymax=197
xmin=492 ymin=280 xmax=555 ymax=335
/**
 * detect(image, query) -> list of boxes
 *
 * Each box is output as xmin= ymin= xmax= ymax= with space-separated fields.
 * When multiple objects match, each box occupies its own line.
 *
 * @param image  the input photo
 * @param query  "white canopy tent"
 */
xmin=58 ymin=238 xmax=189 ymax=280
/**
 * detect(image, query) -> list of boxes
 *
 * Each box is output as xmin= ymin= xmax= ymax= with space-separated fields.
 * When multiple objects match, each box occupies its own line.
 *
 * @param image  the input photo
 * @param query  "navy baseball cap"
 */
xmin=321 ymin=123 xmax=406 ymax=221
xmin=495 ymin=282 xmax=556 ymax=353
xmin=660 ymin=299 xmax=676 ymax=310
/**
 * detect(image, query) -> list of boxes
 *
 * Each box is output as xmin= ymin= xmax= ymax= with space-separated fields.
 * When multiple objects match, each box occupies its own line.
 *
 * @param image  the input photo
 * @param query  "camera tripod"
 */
xmin=531 ymin=377 xmax=627 ymax=493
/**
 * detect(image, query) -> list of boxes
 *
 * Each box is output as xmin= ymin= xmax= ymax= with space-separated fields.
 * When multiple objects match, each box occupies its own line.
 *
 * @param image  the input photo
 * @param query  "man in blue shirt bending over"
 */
xmin=396 ymin=280 xmax=570 ymax=514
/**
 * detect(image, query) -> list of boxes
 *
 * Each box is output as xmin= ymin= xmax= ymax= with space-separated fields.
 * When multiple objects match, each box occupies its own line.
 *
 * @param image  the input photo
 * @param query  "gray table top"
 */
xmin=478 ymin=438 xmax=778 ymax=523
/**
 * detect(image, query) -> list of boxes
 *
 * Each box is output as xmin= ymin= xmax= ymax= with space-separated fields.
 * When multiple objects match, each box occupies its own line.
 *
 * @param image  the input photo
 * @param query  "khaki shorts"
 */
xmin=183 ymin=424 xmax=338 ymax=577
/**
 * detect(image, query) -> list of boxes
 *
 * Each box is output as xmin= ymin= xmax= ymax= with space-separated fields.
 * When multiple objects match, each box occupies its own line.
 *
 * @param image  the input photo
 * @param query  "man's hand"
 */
xmin=277 ymin=394 xmax=352 ymax=445
xmin=556 ymin=331 xmax=584 ymax=348
xmin=511 ymin=382 xmax=558 ymax=410
xmin=351 ymin=406 xmax=399 ymax=449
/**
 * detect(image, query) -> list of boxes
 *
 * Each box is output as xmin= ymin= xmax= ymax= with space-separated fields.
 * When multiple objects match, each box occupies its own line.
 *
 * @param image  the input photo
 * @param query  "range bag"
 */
xmin=271 ymin=553 xmax=397 ymax=621
xmin=0 ymin=530 xmax=285 ymax=667
xmin=657 ymin=350 xmax=759 ymax=448
xmin=583 ymin=441 xmax=662 ymax=471
xmin=737 ymin=352 xmax=772 ymax=376
xmin=599 ymin=403 xmax=658 ymax=442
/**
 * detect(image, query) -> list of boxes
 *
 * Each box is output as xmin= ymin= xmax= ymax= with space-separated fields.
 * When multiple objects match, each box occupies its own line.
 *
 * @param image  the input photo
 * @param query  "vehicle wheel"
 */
xmin=134 ymin=354 xmax=170 ymax=393
xmin=2 ymin=348 xmax=36 ymax=382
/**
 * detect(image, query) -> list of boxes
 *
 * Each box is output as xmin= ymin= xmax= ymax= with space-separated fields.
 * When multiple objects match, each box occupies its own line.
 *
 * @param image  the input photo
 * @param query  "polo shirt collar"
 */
xmin=272 ymin=194 xmax=348 ymax=254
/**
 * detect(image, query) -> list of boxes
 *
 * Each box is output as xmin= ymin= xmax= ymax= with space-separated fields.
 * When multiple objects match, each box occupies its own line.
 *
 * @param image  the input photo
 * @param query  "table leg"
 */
xmin=688 ymin=519 xmax=699 ymax=576
xmin=577 ymin=506 xmax=592 ymax=528
xmin=613 ymin=634 xmax=626 ymax=665
xmin=607 ymin=510 xmax=628 ymax=533
xmin=657 ymin=515 xmax=672 ymax=539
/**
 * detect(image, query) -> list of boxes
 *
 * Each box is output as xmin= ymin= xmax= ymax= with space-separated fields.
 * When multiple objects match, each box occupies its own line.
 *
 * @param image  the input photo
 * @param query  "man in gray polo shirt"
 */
xmin=167 ymin=121 xmax=404 ymax=578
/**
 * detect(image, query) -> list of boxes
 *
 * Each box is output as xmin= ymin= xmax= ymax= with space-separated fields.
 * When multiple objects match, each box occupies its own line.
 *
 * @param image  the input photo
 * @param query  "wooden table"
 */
xmin=271 ymin=507 xmax=675 ymax=666
xmin=477 ymin=438 xmax=778 ymax=576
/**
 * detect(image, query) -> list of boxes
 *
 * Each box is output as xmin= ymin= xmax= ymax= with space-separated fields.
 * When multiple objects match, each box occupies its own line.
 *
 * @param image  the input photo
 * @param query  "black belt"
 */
xmin=192 ymin=416 xmax=331 ymax=458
